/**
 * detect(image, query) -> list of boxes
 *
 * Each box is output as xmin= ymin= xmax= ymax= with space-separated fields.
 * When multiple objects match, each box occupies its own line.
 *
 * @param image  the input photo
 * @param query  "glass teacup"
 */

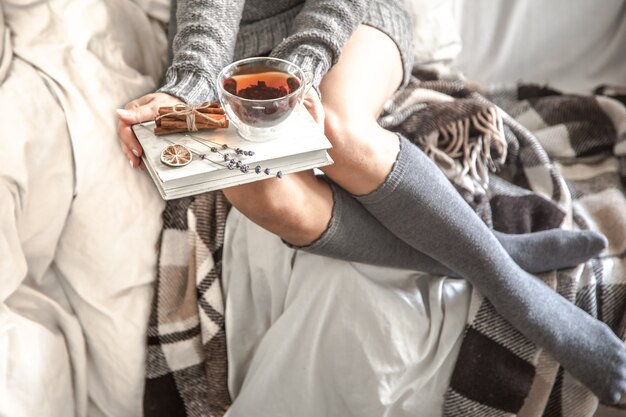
xmin=217 ymin=57 xmax=312 ymax=142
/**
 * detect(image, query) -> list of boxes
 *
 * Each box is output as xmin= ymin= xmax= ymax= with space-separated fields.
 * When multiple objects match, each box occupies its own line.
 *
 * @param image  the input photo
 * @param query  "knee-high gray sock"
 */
xmin=353 ymin=135 xmax=626 ymax=404
xmin=302 ymin=181 xmax=606 ymax=275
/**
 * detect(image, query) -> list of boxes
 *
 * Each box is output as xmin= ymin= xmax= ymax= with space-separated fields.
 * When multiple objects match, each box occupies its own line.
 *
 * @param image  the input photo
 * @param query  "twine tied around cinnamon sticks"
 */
xmin=154 ymin=102 xmax=229 ymax=135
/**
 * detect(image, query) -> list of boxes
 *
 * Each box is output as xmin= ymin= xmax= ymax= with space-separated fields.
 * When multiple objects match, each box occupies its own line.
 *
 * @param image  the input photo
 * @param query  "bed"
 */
xmin=1 ymin=1 xmax=625 ymax=416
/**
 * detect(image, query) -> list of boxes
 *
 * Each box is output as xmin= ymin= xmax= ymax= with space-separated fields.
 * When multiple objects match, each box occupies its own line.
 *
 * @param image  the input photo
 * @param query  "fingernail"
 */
xmin=131 ymin=148 xmax=140 ymax=157
xmin=116 ymin=108 xmax=131 ymax=117
xmin=129 ymin=160 xmax=134 ymax=168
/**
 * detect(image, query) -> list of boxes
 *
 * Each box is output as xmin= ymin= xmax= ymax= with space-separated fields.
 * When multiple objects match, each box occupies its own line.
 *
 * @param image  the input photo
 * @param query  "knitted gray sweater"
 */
xmin=159 ymin=0 xmax=411 ymax=104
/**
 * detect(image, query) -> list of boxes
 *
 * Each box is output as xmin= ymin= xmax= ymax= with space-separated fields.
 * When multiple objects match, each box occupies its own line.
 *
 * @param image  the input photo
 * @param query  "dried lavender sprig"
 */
xmin=139 ymin=122 xmax=281 ymax=178
xmin=182 ymin=133 xmax=270 ymax=174
xmin=186 ymin=134 xmax=254 ymax=157
xmin=184 ymin=134 xmax=230 ymax=159
xmin=157 ymin=128 xmax=248 ymax=169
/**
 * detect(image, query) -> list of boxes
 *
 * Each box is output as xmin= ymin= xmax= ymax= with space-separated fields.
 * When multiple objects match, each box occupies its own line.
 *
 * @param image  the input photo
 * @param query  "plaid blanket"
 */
xmin=143 ymin=76 xmax=626 ymax=416
xmin=144 ymin=192 xmax=232 ymax=417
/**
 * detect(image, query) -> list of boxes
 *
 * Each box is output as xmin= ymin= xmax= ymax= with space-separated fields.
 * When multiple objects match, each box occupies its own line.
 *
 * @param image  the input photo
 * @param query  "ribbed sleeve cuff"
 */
xmin=271 ymin=47 xmax=330 ymax=92
xmin=157 ymin=68 xmax=218 ymax=104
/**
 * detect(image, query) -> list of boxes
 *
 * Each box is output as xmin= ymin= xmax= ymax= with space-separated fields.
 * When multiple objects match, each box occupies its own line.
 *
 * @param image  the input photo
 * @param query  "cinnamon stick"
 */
xmin=156 ymin=112 xmax=227 ymax=126
xmin=159 ymin=117 xmax=228 ymax=129
xmin=154 ymin=103 xmax=229 ymax=135
xmin=158 ymin=104 xmax=224 ymax=115
xmin=155 ymin=125 xmax=230 ymax=135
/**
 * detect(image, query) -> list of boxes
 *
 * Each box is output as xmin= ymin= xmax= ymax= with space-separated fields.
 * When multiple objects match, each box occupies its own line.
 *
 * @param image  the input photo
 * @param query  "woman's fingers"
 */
xmin=303 ymin=90 xmax=325 ymax=128
xmin=116 ymin=93 xmax=183 ymax=168
xmin=116 ymin=115 xmax=144 ymax=162
xmin=120 ymin=141 xmax=140 ymax=168
xmin=117 ymin=103 xmax=157 ymax=125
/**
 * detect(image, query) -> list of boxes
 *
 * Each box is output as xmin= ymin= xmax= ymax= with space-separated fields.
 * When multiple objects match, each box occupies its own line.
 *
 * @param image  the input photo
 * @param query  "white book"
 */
xmin=132 ymin=105 xmax=333 ymax=200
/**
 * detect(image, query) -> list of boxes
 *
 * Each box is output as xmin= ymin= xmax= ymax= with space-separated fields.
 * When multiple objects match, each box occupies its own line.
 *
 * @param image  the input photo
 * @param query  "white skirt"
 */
xmin=222 ymin=208 xmax=472 ymax=417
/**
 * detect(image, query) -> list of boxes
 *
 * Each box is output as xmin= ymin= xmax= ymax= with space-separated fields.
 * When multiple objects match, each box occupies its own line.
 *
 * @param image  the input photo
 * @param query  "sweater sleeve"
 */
xmin=158 ymin=0 xmax=246 ymax=104
xmin=270 ymin=0 xmax=369 ymax=90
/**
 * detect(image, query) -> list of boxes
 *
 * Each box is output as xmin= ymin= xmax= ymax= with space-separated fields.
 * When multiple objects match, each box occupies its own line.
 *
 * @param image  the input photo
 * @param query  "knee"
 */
xmin=323 ymin=105 xmax=374 ymax=148
xmin=223 ymin=177 xmax=332 ymax=247
xmin=323 ymin=102 xmax=389 ymax=156
xmin=322 ymin=105 xmax=385 ymax=168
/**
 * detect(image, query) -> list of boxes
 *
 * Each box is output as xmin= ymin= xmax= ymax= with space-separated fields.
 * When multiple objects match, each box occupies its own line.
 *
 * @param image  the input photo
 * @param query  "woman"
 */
xmin=116 ymin=0 xmax=625 ymax=404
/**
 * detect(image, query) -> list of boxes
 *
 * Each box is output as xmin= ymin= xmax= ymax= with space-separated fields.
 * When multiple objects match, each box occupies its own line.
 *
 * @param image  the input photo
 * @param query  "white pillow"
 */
xmin=404 ymin=0 xmax=462 ymax=74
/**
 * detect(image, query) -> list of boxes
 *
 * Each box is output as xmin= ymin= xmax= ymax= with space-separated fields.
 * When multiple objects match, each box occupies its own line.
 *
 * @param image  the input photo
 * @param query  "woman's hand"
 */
xmin=116 ymin=92 xmax=184 ymax=168
xmin=302 ymin=89 xmax=325 ymax=129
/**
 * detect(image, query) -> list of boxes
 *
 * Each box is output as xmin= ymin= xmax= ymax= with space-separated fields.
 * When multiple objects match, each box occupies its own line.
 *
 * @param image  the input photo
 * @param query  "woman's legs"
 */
xmin=223 ymin=24 xmax=605 ymax=274
xmin=316 ymin=25 xmax=626 ymax=403
xmin=305 ymin=181 xmax=606 ymax=275
xmin=319 ymin=26 xmax=402 ymax=196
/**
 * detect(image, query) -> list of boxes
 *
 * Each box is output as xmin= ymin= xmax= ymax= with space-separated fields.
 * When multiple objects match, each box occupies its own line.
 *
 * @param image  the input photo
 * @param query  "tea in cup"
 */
xmin=217 ymin=57 xmax=312 ymax=141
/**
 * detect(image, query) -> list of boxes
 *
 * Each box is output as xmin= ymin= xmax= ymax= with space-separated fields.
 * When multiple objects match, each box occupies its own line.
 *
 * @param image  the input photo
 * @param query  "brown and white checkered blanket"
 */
xmin=144 ymin=192 xmax=231 ymax=417
xmin=143 ymin=76 xmax=626 ymax=416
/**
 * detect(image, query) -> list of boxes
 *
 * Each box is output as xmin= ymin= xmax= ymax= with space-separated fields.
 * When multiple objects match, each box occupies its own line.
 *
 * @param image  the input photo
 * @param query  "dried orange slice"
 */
xmin=160 ymin=144 xmax=192 ymax=167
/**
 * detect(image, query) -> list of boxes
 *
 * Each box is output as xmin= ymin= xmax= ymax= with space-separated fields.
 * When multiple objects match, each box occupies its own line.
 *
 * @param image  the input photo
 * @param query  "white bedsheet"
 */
xmin=0 ymin=55 xmax=81 ymax=416
xmin=222 ymin=209 xmax=472 ymax=417
xmin=0 ymin=1 xmax=168 ymax=416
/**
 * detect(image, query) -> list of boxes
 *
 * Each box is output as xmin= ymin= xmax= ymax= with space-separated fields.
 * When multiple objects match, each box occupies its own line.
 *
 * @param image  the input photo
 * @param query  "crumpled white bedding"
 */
xmin=222 ymin=209 xmax=472 ymax=417
xmin=0 ymin=1 xmax=167 ymax=416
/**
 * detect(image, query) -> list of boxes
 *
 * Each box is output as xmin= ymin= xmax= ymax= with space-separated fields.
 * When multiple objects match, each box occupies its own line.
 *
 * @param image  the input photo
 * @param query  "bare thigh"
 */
xmin=320 ymin=24 xmax=404 ymax=118
xmin=319 ymin=25 xmax=405 ymax=195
